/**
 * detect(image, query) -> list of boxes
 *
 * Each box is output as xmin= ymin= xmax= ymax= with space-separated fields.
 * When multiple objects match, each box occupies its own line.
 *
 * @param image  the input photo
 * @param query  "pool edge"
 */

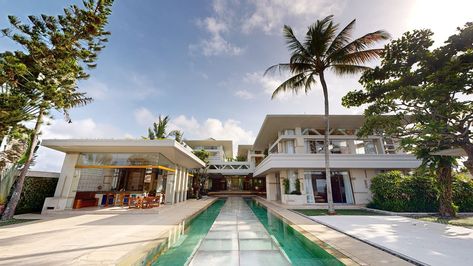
xmin=116 ymin=197 xmax=219 ymax=266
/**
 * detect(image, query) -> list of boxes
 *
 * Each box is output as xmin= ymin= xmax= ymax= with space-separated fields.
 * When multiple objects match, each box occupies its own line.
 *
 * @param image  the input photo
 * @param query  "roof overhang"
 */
xmin=184 ymin=139 xmax=233 ymax=157
xmin=41 ymin=139 xmax=206 ymax=169
xmin=253 ymin=114 xmax=366 ymax=150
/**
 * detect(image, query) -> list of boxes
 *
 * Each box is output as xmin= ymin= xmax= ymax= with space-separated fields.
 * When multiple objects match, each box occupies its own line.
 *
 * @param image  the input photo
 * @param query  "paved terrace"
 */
xmin=312 ymin=215 xmax=473 ymax=266
xmin=189 ymin=197 xmax=290 ymax=266
xmin=0 ymin=198 xmax=216 ymax=265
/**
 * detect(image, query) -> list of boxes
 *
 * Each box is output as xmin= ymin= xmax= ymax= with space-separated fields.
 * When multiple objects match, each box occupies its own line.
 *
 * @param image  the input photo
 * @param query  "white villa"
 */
xmin=41 ymin=114 xmax=421 ymax=212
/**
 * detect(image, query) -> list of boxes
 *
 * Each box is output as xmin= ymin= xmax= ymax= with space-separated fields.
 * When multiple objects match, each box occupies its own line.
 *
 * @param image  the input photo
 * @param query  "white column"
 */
xmin=266 ymin=173 xmax=276 ymax=201
xmin=174 ymin=167 xmax=182 ymax=203
xmin=43 ymin=153 xmax=79 ymax=212
xmin=183 ymin=169 xmax=189 ymax=201
xmin=165 ymin=170 xmax=177 ymax=204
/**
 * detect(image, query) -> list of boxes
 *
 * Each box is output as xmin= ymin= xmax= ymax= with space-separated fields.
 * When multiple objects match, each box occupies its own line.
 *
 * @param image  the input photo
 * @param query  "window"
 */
xmin=305 ymin=140 xmax=324 ymax=154
xmin=331 ymin=140 xmax=349 ymax=154
xmin=355 ymin=140 xmax=378 ymax=154
xmin=281 ymin=129 xmax=295 ymax=135
xmin=281 ymin=140 xmax=295 ymax=154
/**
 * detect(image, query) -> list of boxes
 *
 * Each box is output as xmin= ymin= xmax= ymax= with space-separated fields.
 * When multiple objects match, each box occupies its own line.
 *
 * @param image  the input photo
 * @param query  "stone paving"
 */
xmin=189 ymin=197 xmax=290 ymax=266
xmin=0 ymin=198 xmax=216 ymax=265
xmin=312 ymin=215 xmax=473 ymax=266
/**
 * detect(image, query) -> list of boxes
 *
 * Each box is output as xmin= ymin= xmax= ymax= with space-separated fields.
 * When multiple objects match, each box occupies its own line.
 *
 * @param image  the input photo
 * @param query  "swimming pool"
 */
xmin=245 ymin=198 xmax=344 ymax=266
xmin=147 ymin=198 xmax=226 ymax=266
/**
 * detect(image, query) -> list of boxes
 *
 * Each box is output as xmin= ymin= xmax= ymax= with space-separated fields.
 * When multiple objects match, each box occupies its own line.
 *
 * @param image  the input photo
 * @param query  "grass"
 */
xmin=418 ymin=216 xmax=473 ymax=229
xmin=293 ymin=209 xmax=383 ymax=216
xmin=0 ymin=218 xmax=37 ymax=227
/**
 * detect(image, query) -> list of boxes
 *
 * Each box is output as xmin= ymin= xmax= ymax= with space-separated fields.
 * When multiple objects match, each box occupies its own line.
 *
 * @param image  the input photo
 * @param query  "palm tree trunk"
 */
xmin=1 ymin=106 xmax=45 ymax=220
xmin=319 ymin=71 xmax=335 ymax=214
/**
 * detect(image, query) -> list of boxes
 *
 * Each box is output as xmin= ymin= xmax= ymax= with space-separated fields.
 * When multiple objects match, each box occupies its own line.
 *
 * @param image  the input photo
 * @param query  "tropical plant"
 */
xmin=191 ymin=149 xmax=210 ymax=199
xmin=0 ymin=0 xmax=113 ymax=220
xmin=266 ymin=15 xmax=390 ymax=213
xmin=283 ymin=178 xmax=290 ymax=194
xmin=146 ymin=114 xmax=183 ymax=143
xmin=342 ymin=23 xmax=473 ymax=217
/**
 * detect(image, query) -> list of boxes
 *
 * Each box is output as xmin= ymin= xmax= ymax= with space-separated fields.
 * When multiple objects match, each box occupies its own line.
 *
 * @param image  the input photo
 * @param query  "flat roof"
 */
xmin=41 ymin=139 xmax=206 ymax=169
xmin=184 ymin=139 xmax=233 ymax=157
xmin=253 ymin=114 xmax=366 ymax=150
xmin=237 ymin=145 xmax=253 ymax=158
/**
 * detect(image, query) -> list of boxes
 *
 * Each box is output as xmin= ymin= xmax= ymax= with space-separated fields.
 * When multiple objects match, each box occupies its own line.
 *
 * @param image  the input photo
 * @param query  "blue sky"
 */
xmin=1 ymin=0 xmax=472 ymax=171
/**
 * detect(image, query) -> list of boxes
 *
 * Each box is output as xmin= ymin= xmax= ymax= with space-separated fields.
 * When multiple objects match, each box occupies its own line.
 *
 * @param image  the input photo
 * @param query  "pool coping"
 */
xmin=117 ymin=197 xmax=218 ymax=266
xmin=253 ymin=197 xmax=415 ymax=266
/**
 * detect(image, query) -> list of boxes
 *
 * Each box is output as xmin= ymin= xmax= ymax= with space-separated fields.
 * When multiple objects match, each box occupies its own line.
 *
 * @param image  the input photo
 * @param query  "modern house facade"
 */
xmin=41 ymin=139 xmax=205 ymax=212
xmin=41 ymin=114 xmax=421 ymax=212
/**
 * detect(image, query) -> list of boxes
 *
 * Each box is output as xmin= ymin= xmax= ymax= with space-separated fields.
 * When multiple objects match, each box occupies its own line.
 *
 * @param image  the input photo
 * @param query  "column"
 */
xmin=174 ymin=166 xmax=182 ymax=203
xmin=165 ymin=170 xmax=176 ymax=204
xmin=183 ymin=169 xmax=189 ymax=201
xmin=265 ymin=173 xmax=276 ymax=201
xmin=43 ymin=153 xmax=80 ymax=212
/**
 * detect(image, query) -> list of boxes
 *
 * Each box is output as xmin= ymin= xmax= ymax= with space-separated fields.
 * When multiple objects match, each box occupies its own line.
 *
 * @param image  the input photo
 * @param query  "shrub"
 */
xmin=14 ymin=176 xmax=58 ymax=214
xmin=370 ymin=170 xmax=473 ymax=213
xmin=453 ymin=174 xmax=473 ymax=212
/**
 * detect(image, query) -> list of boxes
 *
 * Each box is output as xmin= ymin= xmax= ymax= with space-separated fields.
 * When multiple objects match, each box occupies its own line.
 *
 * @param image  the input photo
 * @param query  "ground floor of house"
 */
xmin=265 ymin=168 xmax=392 ymax=205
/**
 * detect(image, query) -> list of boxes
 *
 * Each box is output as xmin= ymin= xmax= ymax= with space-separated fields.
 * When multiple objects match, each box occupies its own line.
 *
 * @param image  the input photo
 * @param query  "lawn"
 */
xmin=0 ymin=218 xmax=36 ymax=227
xmin=294 ymin=209 xmax=383 ymax=216
xmin=418 ymin=216 xmax=473 ymax=229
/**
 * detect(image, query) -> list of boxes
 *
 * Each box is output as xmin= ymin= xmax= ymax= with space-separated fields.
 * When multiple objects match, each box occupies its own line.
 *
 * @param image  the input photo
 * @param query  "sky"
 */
xmin=1 ymin=0 xmax=472 ymax=171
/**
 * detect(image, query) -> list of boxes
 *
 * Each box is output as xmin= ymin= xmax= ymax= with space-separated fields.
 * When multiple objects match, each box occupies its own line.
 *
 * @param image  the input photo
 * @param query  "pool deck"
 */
xmin=189 ymin=197 xmax=290 ymax=266
xmin=0 ymin=198 xmax=216 ymax=265
xmin=254 ymin=197 xmax=413 ymax=266
xmin=311 ymin=215 xmax=473 ymax=266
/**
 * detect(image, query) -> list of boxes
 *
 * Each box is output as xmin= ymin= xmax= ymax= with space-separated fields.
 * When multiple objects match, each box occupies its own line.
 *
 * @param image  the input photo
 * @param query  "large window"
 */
xmin=305 ymin=140 xmax=324 ymax=154
xmin=281 ymin=140 xmax=295 ymax=154
xmin=355 ymin=140 xmax=378 ymax=154
xmin=305 ymin=140 xmax=349 ymax=154
xmin=304 ymin=170 xmax=354 ymax=204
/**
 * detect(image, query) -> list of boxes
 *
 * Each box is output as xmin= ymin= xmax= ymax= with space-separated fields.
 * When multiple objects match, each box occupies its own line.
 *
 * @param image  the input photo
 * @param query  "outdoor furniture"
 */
xmin=73 ymin=192 xmax=99 ymax=209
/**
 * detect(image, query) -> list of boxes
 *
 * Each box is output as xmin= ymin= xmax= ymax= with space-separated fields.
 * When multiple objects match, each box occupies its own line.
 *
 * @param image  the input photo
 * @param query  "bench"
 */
xmin=73 ymin=192 xmax=99 ymax=209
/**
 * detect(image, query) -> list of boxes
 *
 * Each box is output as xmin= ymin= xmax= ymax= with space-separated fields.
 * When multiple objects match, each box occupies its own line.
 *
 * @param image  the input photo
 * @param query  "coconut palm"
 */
xmin=266 ymin=15 xmax=390 ymax=213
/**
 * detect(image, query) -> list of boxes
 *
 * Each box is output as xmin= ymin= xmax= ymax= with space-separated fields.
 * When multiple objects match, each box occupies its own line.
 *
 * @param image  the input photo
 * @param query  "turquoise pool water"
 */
xmin=150 ymin=198 xmax=226 ymax=266
xmin=245 ymin=198 xmax=344 ymax=266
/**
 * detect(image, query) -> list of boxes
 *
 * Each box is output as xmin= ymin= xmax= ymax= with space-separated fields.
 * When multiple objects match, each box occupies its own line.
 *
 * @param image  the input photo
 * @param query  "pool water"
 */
xmin=151 ymin=198 xmax=226 ymax=266
xmin=245 ymin=198 xmax=344 ymax=266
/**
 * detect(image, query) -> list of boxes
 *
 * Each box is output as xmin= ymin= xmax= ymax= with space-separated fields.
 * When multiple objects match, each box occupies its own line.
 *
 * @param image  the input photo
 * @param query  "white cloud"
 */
xmin=235 ymin=89 xmax=255 ymax=100
xmin=170 ymin=115 xmax=255 ymax=156
xmin=242 ymin=0 xmax=346 ymax=34
xmin=134 ymin=107 xmax=155 ymax=127
xmin=189 ymin=1 xmax=243 ymax=56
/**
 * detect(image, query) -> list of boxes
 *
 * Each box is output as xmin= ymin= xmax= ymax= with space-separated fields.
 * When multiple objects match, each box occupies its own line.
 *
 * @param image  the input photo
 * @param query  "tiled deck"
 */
xmin=189 ymin=197 xmax=290 ymax=266
xmin=0 ymin=198 xmax=216 ymax=265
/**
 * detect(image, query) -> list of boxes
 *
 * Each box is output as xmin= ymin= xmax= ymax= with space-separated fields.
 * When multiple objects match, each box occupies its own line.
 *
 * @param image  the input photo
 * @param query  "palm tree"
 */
xmin=266 ymin=15 xmax=390 ymax=214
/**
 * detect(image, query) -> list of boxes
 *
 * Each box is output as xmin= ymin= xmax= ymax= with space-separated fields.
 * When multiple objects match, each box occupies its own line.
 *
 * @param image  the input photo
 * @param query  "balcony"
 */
xmin=207 ymin=161 xmax=253 ymax=175
xmin=253 ymin=153 xmax=421 ymax=177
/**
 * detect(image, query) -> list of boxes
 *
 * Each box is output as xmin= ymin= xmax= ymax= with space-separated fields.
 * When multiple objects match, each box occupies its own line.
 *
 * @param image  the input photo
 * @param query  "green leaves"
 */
xmin=266 ymin=15 xmax=388 ymax=99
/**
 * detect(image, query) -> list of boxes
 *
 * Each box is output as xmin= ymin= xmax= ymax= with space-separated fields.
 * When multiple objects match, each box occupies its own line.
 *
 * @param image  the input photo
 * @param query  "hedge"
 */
xmin=14 ymin=176 xmax=58 ymax=214
xmin=368 ymin=171 xmax=473 ymax=213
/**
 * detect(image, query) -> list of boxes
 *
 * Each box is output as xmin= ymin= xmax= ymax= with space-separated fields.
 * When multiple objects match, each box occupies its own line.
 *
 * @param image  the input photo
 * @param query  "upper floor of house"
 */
xmin=252 ymin=114 xmax=404 ymax=156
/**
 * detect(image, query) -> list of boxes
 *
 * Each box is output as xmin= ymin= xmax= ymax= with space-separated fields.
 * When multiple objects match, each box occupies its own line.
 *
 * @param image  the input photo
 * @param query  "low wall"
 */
xmin=13 ymin=171 xmax=59 ymax=214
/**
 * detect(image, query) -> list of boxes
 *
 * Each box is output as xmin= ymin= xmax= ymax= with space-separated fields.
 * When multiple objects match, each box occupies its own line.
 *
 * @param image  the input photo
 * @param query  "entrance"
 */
xmin=306 ymin=170 xmax=354 ymax=204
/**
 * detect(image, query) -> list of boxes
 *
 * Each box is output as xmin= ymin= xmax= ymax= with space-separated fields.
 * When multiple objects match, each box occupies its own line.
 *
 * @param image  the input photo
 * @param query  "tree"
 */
xmin=191 ymin=149 xmax=209 ymax=199
xmin=265 ymin=15 xmax=389 ymax=213
xmin=0 ymin=0 xmax=114 ymax=220
xmin=342 ymin=23 xmax=473 ymax=217
xmin=145 ymin=114 xmax=183 ymax=143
